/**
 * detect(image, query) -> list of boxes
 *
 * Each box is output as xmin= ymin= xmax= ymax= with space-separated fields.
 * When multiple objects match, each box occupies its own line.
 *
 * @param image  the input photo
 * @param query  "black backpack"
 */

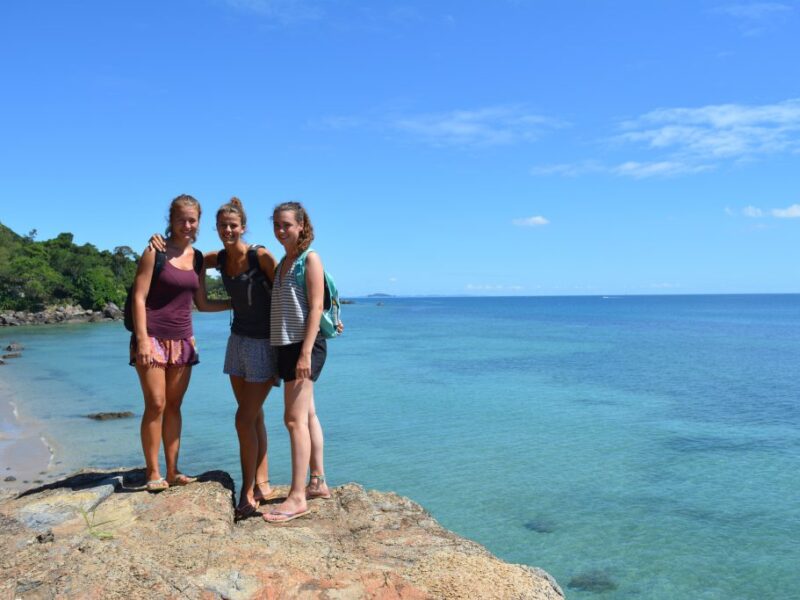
xmin=216 ymin=245 xmax=270 ymax=307
xmin=123 ymin=249 xmax=203 ymax=332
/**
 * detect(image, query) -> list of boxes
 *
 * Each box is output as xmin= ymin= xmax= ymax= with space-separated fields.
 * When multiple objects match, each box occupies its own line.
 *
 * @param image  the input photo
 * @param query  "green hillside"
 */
xmin=0 ymin=223 xmax=225 ymax=312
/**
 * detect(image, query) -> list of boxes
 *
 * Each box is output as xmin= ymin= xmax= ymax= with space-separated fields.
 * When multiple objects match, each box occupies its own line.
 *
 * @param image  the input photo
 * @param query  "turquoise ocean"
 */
xmin=2 ymin=295 xmax=799 ymax=599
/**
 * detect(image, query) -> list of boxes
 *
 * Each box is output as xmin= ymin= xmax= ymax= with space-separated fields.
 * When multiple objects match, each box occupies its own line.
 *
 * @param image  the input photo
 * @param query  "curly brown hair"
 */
xmin=273 ymin=201 xmax=315 ymax=252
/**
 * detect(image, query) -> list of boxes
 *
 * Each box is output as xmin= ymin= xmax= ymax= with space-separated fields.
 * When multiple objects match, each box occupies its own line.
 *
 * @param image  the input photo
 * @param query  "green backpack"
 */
xmin=279 ymin=248 xmax=341 ymax=339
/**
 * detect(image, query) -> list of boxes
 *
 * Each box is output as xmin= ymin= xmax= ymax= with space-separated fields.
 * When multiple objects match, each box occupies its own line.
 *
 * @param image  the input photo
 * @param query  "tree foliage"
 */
xmin=0 ymin=222 xmax=138 ymax=311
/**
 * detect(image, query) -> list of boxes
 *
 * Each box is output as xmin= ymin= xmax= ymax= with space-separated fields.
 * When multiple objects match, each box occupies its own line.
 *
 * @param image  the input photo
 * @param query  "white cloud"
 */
xmin=618 ymin=99 xmax=800 ymax=160
xmin=742 ymin=205 xmax=764 ymax=217
xmin=771 ymin=203 xmax=800 ymax=218
xmin=726 ymin=203 xmax=800 ymax=219
xmin=535 ymin=98 xmax=800 ymax=179
xmin=388 ymin=277 xmax=398 ymax=282
xmin=512 ymin=216 xmax=549 ymax=227
xmin=612 ymin=161 xmax=713 ymax=178
xmin=393 ymin=106 xmax=565 ymax=147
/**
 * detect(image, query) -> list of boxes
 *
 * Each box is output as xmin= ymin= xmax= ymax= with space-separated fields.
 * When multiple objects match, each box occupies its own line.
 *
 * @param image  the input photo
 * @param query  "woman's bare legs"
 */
xmin=306 ymin=395 xmax=330 ymax=498
xmin=163 ymin=366 xmax=192 ymax=482
xmin=137 ymin=364 xmax=167 ymax=483
xmin=230 ymin=376 xmax=272 ymax=509
xmin=136 ymin=364 xmax=192 ymax=484
xmin=264 ymin=378 xmax=312 ymax=521
xmin=252 ymin=407 xmax=272 ymax=501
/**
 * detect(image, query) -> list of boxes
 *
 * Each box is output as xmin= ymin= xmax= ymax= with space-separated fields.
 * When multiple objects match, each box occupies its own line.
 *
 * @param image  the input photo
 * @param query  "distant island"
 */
xmin=367 ymin=293 xmax=394 ymax=298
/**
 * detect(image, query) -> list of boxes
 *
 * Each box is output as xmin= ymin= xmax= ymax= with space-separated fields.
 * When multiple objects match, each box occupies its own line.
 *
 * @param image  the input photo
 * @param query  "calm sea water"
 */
xmin=2 ymin=295 xmax=799 ymax=599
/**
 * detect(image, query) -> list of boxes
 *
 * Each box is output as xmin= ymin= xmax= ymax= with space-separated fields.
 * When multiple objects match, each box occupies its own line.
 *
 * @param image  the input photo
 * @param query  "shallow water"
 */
xmin=2 ymin=295 xmax=799 ymax=599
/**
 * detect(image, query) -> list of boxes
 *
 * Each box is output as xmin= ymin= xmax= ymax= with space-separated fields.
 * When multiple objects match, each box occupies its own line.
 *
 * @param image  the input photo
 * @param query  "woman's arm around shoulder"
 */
xmin=203 ymin=249 xmax=219 ymax=271
xmin=194 ymin=267 xmax=231 ymax=312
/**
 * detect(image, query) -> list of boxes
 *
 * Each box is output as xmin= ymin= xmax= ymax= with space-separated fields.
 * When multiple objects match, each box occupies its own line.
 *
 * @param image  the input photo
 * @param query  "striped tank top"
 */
xmin=270 ymin=253 xmax=309 ymax=346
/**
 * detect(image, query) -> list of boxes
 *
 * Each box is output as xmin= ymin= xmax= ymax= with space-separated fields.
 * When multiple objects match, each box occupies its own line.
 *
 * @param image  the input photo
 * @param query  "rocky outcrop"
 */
xmin=0 ymin=468 xmax=562 ymax=599
xmin=86 ymin=411 xmax=135 ymax=420
xmin=0 ymin=303 xmax=122 ymax=327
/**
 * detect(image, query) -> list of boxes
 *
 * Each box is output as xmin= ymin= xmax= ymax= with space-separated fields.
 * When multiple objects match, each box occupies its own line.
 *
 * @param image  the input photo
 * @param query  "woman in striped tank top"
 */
xmin=263 ymin=202 xmax=332 ymax=523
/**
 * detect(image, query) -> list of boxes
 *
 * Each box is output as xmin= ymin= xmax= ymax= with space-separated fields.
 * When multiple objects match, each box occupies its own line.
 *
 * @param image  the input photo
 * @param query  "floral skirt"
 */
xmin=129 ymin=335 xmax=199 ymax=369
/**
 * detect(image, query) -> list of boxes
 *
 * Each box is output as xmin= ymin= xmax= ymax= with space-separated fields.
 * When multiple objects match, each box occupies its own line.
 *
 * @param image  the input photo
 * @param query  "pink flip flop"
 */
xmin=263 ymin=508 xmax=310 ymax=524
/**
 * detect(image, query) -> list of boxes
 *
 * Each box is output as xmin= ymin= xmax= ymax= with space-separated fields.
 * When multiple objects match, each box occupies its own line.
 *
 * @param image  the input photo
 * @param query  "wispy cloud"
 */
xmin=222 ymin=0 xmax=323 ymax=23
xmin=512 ymin=215 xmax=549 ymax=227
xmin=742 ymin=205 xmax=764 ymax=217
xmin=393 ymin=106 xmax=565 ymax=147
xmin=713 ymin=3 xmax=793 ymax=35
xmin=727 ymin=202 xmax=800 ymax=219
xmin=612 ymin=161 xmax=713 ymax=178
xmin=617 ymin=99 xmax=800 ymax=159
xmin=533 ymin=98 xmax=800 ymax=179
xmin=771 ymin=203 xmax=800 ymax=218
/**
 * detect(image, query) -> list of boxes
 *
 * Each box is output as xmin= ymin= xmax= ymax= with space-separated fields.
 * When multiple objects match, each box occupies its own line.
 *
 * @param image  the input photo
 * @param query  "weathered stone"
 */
xmin=0 ymin=468 xmax=562 ymax=599
xmin=103 ymin=302 xmax=123 ymax=319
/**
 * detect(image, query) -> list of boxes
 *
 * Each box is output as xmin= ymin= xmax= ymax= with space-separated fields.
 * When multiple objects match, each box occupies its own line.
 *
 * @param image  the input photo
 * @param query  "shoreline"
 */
xmin=0 ymin=372 xmax=57 ymax=492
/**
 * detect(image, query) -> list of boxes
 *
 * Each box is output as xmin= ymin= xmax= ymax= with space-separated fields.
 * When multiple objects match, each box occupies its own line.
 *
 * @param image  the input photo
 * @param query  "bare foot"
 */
xmin=306 ymin=474 xmax=331 ymax=499
xmin=253 ymin=481 xmax=279 ymax=504
xmin=263 ymin=497 xmax=308 ymax=523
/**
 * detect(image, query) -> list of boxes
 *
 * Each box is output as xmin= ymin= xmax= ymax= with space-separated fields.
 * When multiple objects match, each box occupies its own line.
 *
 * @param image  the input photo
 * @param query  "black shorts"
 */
xmin=274 ymin=336 xmax=327 ymax=382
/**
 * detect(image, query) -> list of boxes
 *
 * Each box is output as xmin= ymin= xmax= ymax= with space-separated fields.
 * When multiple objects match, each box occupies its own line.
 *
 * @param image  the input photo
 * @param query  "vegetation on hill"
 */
xmin=0 ymin=223 xmax=226 ymax=312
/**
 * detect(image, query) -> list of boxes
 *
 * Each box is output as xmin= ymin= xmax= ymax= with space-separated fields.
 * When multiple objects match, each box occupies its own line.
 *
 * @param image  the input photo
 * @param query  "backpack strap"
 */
xmin=216 ymin=248 xmax=227 ymax=274
xmin=292 ymin=249 xmax=313 ymax=292
xmin=192 ymin=248 xmax=204 ymax=275
xmin=152 ymin=250 xmax=167 ymax=281
xmin=246 ymin=245 xmax=264 ymax=273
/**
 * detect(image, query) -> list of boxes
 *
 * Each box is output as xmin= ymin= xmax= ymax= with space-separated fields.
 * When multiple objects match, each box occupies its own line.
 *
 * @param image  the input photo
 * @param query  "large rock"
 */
xmin=0 ymin=468 xmax=562 ymax=599
xmin=103 ymin=302 xmax=123 ymax=320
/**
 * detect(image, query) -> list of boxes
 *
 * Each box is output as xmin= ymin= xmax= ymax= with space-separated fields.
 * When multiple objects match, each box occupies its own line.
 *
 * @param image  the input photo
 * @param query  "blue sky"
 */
xmin=1 ymin=1 xmax=798 ymax=296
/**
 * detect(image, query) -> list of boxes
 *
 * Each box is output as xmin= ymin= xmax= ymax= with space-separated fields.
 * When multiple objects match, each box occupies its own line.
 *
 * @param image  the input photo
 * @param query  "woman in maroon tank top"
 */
xmin=130 ymin=195 xmax=230 ymax=492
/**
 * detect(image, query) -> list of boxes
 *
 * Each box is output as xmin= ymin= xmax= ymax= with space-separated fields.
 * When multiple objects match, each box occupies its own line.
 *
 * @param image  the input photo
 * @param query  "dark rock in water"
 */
xmin=5 ymin=342 xmax=23 ymax=351
xmin=524 ymin=518 xmax=556 ymax=533
xmin=2 ymin=352 xmax=21 ymax=359
xmin=36 ymin=530 xmax=55 ymax=544
xmin=568 ymin=570 xmax=618 ymax=593
xmin=87 ymin=411 xmax=135 ymax=420
xmin=0 ymin=359 xmax=5 ymax=366
xmin=103 ymin=302 xmax=123 ymax=319
xmin=340 ymin=298 xmax=355 ymax=305
xmin=4 ymin=476 xmax=16 ymax=482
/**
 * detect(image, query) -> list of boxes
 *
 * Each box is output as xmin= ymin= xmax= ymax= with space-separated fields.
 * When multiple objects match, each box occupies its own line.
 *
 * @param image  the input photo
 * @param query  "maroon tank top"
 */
xmin=145 ymin=261 xmax=199 ymax=339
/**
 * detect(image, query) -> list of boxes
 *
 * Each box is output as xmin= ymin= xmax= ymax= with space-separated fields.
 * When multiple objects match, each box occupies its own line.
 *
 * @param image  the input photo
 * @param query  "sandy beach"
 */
xmin=0 ymin=371 xmax=55 ymax=492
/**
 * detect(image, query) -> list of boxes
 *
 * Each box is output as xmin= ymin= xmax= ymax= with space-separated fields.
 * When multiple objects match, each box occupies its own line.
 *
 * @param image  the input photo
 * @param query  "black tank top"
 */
xmin=218 ymin=246 xmax=272 ymax=339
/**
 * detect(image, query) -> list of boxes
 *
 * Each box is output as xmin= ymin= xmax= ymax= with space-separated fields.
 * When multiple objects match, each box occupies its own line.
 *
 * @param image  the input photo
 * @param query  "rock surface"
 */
xmin=0 ymin=468 xmax=563 ymax=599
xmin=0 ymin=303 xmax=122 ymax=327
